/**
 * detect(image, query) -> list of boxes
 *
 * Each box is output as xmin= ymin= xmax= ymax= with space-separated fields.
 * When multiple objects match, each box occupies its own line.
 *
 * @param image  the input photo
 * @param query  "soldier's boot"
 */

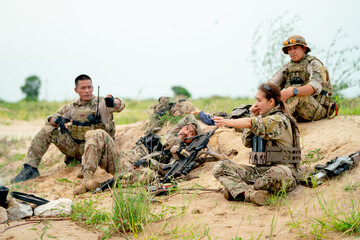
xmin=11 ymin=164 xmax=40 ymax=183
xmin=223 ymin=188 xmax=234 ymax=201
xmin=73 ymin=179 xmax=99 ymax=195
xmin=223 ymin=188 xmax=245 ymax=201
xmin=250 ymin=190 xmax=270 ymax=206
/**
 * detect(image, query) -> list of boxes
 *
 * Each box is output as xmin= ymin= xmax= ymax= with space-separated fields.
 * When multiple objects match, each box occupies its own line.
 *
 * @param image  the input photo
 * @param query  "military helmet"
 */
xmin=282 ymin=35 xmax=311 ymax=54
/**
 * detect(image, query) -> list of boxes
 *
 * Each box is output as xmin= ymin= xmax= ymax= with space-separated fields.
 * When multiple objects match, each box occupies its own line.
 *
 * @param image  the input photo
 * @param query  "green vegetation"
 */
xmin=302 ymin=149 xmax=324 ymax=164
xmin=171 ymin=86 xmax=192 ymax=98
xmin=70 ymin=197 xmax=111 ymax=231
xmin=0 ymin=137 xmax=26 ymax=177
xmin=21 ymin=75 xmax=41 ymax=101
xmin=110 ymin=186 xmax=151 ymax=234
xmin=288 ymin=193 xmax=360 ymax=239
xmin=1 ymin=96 xmax=359 ymax=123
xmin=0 ymin=100 xmax=66 ymax=121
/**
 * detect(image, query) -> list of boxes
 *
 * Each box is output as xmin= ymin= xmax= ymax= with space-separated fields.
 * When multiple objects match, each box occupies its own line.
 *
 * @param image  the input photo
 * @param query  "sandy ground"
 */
xmin=1 ymin=116 xmax=360 ymax=240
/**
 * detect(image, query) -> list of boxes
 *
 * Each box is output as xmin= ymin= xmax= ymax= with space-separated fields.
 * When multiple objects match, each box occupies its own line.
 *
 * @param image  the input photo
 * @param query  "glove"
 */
xmin=54 ymin=117 xmax=69 ymax=134
xmin=105 ymin=95 xmax=115 ymax=107
xmin=198 ymin=111 xmax=215 ymax=126
xmin=134 ymin=159 xmax=149 ymax=168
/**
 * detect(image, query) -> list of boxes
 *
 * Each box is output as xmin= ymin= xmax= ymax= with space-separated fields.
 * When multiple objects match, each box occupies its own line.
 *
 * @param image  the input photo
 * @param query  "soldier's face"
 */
xmin=287 ymin=45 xmax=306 ymax=62
xmin=178 ymin=125 xmax=197 ymax=144
xmin=254 ymin=90 xmax=275 ymax=115
xmin=75 ymin=79 xmax=94 ymax=102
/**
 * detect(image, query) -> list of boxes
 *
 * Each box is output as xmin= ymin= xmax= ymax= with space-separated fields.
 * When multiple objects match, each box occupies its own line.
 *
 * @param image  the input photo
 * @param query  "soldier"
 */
xmin=145 ymin=97 xmax=197 ymax=134
xmin=212 ymin=83 xmax=305 ymax=205
xmin=117 ymin=114 xmax=202 ymax=185
xmin=11 ymin=74 xmax=125 ymax=194
xmin=269 ymin=35 xmax=335 ymax=121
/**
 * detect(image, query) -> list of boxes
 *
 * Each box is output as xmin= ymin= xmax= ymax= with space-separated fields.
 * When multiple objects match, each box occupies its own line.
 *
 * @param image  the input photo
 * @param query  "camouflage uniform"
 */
xmin=213 ymin=106 xmax=302 ymax=203
xmin=269 ymin=55 xmax=332 ymax=121
xmin=170 ymin=101 xmax=196 ymax=116
xmin=146 ymin=98 xmax=196 ymax=134
xmin=25 ymin=95 xmax=125 ymax=169
xmin=118 ymin=114 xmax=202 ymax=184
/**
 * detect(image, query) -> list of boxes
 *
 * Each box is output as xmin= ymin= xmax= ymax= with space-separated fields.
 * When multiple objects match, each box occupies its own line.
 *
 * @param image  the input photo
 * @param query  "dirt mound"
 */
xmin=1 ymin=116 xmax=360 ymax=239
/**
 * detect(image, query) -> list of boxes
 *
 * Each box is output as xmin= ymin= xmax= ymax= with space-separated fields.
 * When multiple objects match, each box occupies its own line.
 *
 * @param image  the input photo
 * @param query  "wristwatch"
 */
xmin=293 ymin=88 xmax=299 ymax=97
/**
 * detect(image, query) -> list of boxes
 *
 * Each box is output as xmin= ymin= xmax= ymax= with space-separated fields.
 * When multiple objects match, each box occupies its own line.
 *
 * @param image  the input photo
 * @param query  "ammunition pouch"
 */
xmin=69 ymin=121 xmax=103 ymax=141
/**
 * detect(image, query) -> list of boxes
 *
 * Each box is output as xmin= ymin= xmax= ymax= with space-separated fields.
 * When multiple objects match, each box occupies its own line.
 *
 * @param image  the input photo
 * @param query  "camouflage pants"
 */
xmin=212 ymin=159 xmax=296 ymax=199
xmin=25 ymin=125 xmax=85 ymax=168
xmin=81 ymin=129 xmax=120 ymax=178
xmin=286 ymin=95 xmax=326 ymax=121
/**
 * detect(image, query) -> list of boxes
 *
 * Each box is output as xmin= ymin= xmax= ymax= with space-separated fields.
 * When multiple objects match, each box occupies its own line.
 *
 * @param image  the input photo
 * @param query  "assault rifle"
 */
xmin=93 ymin=177 xmax=115 ymax=194
xmin=302 ymin=151 xmax=360 ymax=187
xmin=159 ymin=127 xmax=218 ymax=183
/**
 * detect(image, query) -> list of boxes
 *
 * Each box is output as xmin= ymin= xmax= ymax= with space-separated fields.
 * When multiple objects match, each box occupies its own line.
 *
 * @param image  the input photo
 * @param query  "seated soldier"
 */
xmin=11 ymin=74 xmax=125 ymax=191
xmin=268 ymin=35 xmax=335 ymax=121
xmin=73 ymin=114 xmax=202 ymax=194
xmin=212 ymin=83 xmax=307 ymax=205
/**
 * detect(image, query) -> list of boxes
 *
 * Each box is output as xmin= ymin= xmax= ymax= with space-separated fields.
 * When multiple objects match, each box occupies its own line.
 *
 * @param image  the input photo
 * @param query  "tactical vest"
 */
xmin=249 ymin=112 xmax=301 ymax=167
xmin=68 ymin=108 xmax=104 ymax=141
xmin=285 ymin=55 xmax=333 ymax=107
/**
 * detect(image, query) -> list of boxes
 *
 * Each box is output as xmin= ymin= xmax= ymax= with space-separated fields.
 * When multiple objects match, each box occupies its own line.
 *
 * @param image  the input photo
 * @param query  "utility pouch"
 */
xmin=249 ymin=136 xmax=266 ymax=165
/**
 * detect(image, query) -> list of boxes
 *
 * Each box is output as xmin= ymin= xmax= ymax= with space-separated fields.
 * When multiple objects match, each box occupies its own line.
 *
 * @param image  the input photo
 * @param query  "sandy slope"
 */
xmin=1 ymin=116 xmax=360 ymax=240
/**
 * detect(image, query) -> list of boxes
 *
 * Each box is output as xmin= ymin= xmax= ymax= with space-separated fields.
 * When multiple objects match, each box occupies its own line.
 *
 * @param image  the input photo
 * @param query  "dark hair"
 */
xmin=259 ymin=83 xmax=288 ymax=114
xmin=75 ymin=74 xmax=92 ymax=87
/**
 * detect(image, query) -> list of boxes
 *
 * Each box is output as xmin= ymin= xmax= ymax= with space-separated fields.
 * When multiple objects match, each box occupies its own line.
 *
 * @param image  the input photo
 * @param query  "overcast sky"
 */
xmin=1 ymin=0 xmax=359 ymax=102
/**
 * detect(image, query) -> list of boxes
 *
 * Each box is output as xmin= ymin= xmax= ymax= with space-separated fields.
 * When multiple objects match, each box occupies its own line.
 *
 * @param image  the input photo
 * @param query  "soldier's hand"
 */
xmin=105 ymin=94 xmax=115 ymax=107
xmin=54 ymin=116 xmax=69 ymax=134
xmin=250 ymin=104 xmax=260 ymax=117
xmin=281 ymin=88 xmax=294 ymax=102
xmin=213 ymin=116 xmax=227 ymax=128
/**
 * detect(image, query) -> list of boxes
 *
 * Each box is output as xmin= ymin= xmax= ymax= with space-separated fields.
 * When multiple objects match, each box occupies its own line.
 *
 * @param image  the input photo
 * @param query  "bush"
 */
xmin=171 ymin=86 xmax=192 ymax=98
xmin=21 ymin=75 xmax=41 ymax=101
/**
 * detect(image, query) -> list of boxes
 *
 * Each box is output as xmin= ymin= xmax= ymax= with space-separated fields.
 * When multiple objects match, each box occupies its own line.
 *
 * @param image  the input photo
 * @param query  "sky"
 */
xmin=1 ymin=0 xmax=359 ymax=102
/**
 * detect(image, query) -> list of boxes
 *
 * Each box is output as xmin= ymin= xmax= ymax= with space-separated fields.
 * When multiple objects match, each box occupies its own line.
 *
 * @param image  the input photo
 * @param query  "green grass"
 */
xmin=0 ymin=100 xmax=67 ymax=121
xmin=70 ymin=197 xmax=110 ymax=230
xmin=1 ymin=96 xmax=359 ymax=124
xmin=110 ymin=186 xmax=151 ymax=234
xmin=302 ymin=149 xmax=324 ymax=164
xmin=337 ymin=97 xmax=360 ymax=115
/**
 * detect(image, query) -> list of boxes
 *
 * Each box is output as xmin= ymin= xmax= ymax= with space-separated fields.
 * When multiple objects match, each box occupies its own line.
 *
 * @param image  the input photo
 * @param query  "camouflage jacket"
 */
xmin=46 ymin=95 xmax=125 ymax=138
xmin=269 ymin=55 xmax=329 ymax=96
xmin=242 ymin=105 xmax=293 ymax=149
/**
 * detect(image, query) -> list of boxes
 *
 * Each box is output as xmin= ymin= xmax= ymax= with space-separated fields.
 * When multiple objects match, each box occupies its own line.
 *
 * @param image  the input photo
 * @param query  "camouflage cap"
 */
xmin=187 ymin=123 xmax=202 ymax=135
xmin=282 ymin=35 xmax=311 ymax=54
